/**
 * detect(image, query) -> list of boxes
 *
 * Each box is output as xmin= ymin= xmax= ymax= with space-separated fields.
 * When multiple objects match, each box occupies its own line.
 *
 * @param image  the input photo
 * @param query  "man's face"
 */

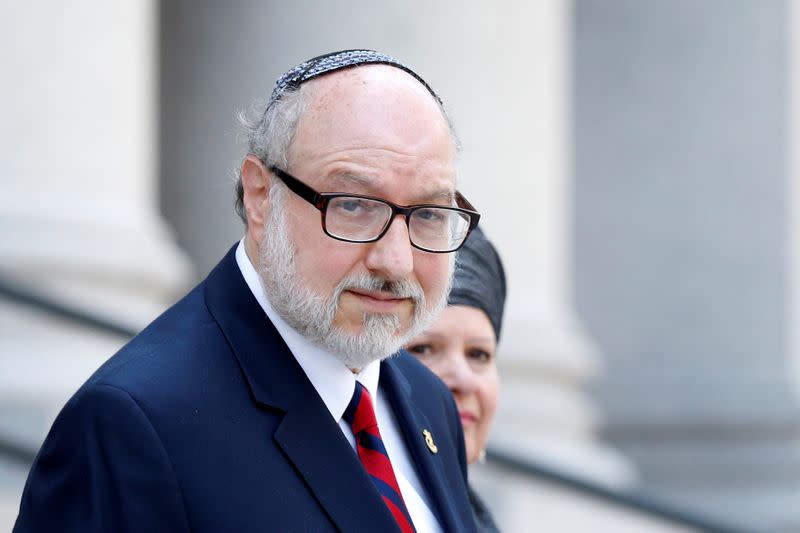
xmin=252 ymin=66 xmax=457 ymax=367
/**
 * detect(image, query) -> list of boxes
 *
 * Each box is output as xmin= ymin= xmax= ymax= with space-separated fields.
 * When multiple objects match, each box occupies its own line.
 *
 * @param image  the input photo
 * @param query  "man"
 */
xmin=14 ymin=50 xmax=481 ymax=532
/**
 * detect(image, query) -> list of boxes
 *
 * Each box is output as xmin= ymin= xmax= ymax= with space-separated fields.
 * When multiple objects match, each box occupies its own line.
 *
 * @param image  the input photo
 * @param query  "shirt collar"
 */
xmin=234 ymin=239 xmax=380 ymax=421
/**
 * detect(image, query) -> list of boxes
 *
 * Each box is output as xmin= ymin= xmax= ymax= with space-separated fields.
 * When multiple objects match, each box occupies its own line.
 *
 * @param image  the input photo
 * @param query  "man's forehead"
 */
xmin=324 ymin=170 xmax=456 ymax=203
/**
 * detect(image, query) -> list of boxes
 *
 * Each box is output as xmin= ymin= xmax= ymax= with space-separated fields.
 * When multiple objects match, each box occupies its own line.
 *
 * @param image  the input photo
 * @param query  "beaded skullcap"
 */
xmin=267 ymin=49 xmax=442 ymax=110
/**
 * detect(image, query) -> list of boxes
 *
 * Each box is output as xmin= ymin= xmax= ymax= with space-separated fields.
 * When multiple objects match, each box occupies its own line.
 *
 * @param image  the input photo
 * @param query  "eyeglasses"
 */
xmin=269 ymin=166 xmax=480 ymax=253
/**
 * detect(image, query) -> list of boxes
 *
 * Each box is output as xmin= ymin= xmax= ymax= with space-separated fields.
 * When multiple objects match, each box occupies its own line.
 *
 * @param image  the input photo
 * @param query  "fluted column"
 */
xmin=576 ymin=1 xmax=800 ymax=530
xmin=434 ymin=0 xmax=634 ymax=486
xmin=0 ymin=0 xmax=191 ymax=446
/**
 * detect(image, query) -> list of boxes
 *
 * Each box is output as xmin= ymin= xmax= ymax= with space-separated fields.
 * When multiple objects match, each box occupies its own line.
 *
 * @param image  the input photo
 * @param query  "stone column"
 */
xmin=1 ymin=2 xmax=191 ymax=528
xmin=575 ymin=1 xmax=800 ymax=530
xmin=0 ymin=0 xmax=191 ymax=470
xmin=432 ymin=0 xmax=634 ymax=486
xmin=791 ymin=0 xmax=800 ymax=409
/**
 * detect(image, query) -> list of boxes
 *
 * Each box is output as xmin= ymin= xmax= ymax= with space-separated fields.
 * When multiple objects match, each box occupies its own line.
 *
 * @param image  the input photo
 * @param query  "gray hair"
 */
xmin=233 ymin=75 xmax=461 ymax=226
xmin=234 ymin=85 xmax=311 ymax=225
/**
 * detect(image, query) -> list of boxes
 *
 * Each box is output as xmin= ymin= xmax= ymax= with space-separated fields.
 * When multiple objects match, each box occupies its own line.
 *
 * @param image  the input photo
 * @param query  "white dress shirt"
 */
xmin=235 ymin=240 xmax=442 ymax=533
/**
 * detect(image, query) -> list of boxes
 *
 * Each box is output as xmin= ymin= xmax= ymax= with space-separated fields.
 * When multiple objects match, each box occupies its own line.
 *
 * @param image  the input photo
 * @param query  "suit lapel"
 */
xmin=204 ymin=246 xmax=401 ymax=532
xmin=274 ymin=390 xmax=401 ymax=532
xmin=203 ymin=245 xmax=304 ymax=411
xmin=381 ymin=357 xmax=469 ymax=533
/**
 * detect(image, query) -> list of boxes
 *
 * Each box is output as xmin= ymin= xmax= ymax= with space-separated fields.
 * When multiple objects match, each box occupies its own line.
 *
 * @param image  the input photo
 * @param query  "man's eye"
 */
xmin=339 ymin=200 xmax=366 ymax=212
xmin=335 ymin=198 xmax=384 ymax=216
xmin=416 ymin=208 xmax=446 ymax=222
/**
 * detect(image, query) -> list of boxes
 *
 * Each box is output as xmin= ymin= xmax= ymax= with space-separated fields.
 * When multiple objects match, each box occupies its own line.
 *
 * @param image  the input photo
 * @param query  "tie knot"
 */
xmin=343 ymin=381 xmax=378 ymax=435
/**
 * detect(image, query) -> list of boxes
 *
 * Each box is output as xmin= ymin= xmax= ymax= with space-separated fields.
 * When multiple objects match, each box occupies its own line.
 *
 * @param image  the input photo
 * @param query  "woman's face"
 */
xmin=405 ymin=305 xmax=499 ymax=464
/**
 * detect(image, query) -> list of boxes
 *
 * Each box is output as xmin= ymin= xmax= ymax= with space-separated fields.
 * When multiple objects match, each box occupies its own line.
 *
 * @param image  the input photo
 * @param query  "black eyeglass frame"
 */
xmin=269 ymin=165 xmax=481 ymax=253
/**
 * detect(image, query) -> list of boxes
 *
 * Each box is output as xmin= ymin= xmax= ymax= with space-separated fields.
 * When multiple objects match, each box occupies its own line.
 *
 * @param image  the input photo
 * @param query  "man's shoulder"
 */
xmin=77 ymin=278 xmax=245 ymax=417
xmin=92 ymin=284 xmax=216 ymax=378
xmin=86 ymin=246 xmax=245 ymax=392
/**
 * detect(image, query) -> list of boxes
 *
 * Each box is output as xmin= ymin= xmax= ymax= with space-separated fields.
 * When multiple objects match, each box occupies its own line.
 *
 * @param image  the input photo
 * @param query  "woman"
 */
xmin=405 ymin=226 xmax=506 ymax=533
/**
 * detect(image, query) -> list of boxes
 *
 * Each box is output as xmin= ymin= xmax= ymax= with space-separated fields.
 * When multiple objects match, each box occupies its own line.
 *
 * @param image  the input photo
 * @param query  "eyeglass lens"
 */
xmin=325 ymin=196 xmax=471 ymax=251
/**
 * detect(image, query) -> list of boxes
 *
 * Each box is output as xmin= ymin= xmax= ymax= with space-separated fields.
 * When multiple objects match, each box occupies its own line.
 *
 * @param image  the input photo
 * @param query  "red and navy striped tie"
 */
xmin=344 ymin=381 xmax=416 ymax=533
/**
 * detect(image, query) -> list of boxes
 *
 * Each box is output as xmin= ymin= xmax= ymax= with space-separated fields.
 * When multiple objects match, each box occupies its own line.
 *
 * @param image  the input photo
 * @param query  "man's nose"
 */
xmin=364 ymin=216 xmax=415 ymax=281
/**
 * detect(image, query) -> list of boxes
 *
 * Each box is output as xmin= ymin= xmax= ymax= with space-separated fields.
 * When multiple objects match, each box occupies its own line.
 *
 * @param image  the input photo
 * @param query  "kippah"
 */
xmin=268 ymin=49 xmax=442 ymax=109
xmin=448 ymin=226 xmax=507 ymax=342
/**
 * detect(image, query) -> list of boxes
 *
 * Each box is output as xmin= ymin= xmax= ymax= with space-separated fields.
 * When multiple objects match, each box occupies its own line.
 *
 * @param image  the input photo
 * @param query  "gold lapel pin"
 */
xmin=422 ymin=429 xmax=438 ymax=454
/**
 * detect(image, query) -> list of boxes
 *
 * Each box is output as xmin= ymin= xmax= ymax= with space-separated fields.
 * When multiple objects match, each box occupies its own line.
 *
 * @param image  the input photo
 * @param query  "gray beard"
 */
xmin=257 ymin=183 xmax=452 ymax=369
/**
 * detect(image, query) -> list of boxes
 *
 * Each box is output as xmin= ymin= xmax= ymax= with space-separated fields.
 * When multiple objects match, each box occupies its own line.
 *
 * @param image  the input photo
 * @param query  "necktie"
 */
xmin=343 ymin=381 xmax=416 ymax=533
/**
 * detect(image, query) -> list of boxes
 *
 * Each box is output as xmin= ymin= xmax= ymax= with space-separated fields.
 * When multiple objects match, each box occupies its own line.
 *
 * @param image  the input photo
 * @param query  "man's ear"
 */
xmin=241 ymin=155 xmax=272 ymax=239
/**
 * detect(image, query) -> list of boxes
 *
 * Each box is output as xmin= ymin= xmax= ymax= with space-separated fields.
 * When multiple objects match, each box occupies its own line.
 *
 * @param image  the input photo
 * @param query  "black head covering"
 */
xmin=448 ymin=226 xmax=507 ymax=341
xmin=267 ymin=49 xmax=442 ymax=111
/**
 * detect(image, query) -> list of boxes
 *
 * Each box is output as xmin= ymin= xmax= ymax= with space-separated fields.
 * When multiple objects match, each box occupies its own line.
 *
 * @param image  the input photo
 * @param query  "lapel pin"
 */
xmin=422 ymin=429 xmax=438 ymax=454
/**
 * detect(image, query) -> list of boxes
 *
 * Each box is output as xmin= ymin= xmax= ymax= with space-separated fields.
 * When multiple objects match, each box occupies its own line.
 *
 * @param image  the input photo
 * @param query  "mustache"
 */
xmin=334 ymin=273 xmax=425 ymax=303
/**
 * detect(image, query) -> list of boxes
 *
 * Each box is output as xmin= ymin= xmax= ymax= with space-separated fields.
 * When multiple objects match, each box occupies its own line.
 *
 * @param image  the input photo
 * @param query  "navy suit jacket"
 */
xmin=15 ymin=246 xmax=477 ymax=532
